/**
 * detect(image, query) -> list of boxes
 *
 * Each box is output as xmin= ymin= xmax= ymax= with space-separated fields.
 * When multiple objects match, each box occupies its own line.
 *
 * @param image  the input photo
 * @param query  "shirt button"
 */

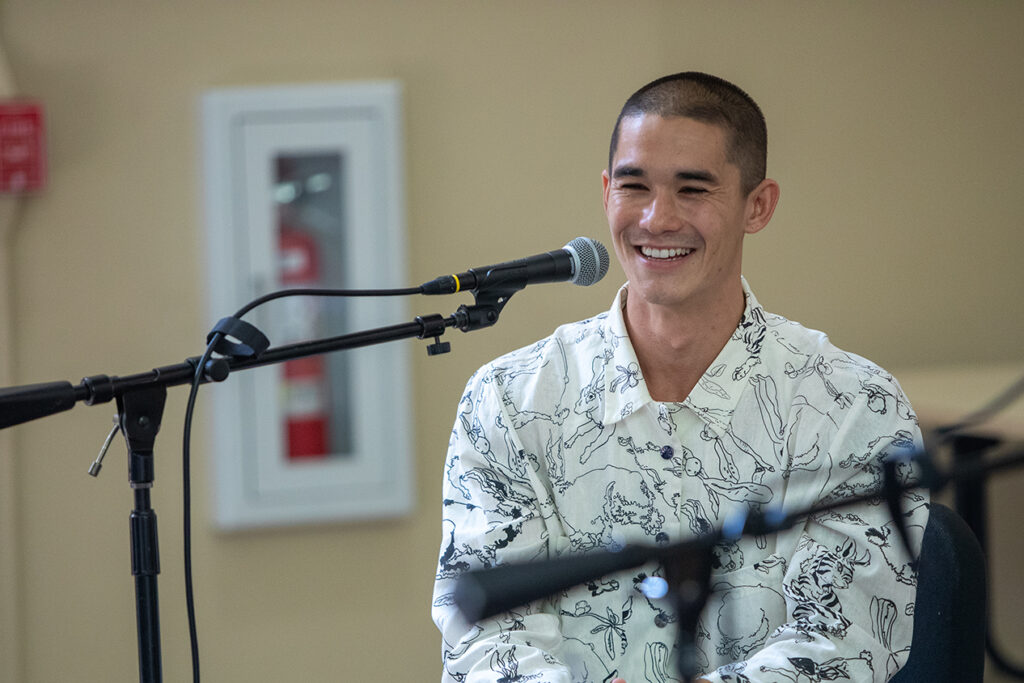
xmin=660 ymin=445 xmax=674 ymax=459
xmin=654 ymin=613 xmax=669 ymax=628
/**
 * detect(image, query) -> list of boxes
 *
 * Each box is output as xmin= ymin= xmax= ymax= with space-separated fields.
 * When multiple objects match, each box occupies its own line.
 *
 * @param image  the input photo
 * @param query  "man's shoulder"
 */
xmin=462 ymin=311 xmax=612 ymax=399
xmin=487 ymin=311 xmax=610 ymax=368
xmin=758 ymin=309 xmax=904 ymax=393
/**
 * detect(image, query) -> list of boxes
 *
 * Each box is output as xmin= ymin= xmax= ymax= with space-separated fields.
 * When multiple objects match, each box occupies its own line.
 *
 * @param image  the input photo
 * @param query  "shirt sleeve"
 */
xmin=431 ymin=367 xmax=573 ymax=683
xmin=703 ymin=374 xmax=929 ymax=683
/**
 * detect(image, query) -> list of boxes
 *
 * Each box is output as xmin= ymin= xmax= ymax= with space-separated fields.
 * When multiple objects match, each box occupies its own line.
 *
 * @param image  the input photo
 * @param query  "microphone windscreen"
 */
xmin=566 ymin=237 xmax=610 ymax=287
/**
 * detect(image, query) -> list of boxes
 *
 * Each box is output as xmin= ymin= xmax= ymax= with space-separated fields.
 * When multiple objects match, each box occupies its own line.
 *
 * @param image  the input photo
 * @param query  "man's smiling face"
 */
xmin=602 ymin=114 xmax=760 ymax=318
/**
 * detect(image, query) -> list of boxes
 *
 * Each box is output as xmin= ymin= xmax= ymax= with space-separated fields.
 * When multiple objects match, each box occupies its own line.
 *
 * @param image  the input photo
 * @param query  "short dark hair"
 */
xmin=609 ymin=72 xmax=768 ymax=195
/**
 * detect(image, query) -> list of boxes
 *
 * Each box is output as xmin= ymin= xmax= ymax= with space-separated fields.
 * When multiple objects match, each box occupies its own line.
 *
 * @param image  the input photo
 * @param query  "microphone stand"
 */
xmin=121 ymin=385 xmax=168 ymax=683
xmin=0 ymin=296 xmax=509 ymax=683
xmin=453 ymin=446 xmax=1024 ymax=683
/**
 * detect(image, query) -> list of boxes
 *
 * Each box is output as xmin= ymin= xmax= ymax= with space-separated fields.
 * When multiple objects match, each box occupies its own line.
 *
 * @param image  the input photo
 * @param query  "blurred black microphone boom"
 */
xmin=420 ymin=237 xmax=610 ymax=295
xmin=455 ymin=544 xmax=652 ymax=622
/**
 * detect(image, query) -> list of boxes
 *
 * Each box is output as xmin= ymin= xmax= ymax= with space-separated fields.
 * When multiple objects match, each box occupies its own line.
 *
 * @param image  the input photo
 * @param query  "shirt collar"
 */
xmin=599 ymin=277 xmax=768 ymax=437
xmin=600 ymin=285 xmax=649 ymax=426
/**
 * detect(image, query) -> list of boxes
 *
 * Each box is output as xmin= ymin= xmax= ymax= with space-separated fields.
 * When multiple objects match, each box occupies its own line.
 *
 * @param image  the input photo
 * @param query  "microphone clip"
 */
xmin=454 ymin=282 xmax=519 ymax=333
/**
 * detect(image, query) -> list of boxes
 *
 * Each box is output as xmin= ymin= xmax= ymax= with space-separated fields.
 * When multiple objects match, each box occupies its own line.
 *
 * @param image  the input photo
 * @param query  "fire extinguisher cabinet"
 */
xmin=201 ymin=81 xmax=413 ymax=530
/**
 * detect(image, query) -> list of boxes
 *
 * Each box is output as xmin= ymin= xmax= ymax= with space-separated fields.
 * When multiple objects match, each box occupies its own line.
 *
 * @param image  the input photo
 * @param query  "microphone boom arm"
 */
xmin=0 ymin=294 xmax=541 ymax=431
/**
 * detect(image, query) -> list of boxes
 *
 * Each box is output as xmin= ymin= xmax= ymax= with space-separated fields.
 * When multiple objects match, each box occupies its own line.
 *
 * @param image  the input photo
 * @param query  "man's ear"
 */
xmin=744 ymin=178 xmax=780 ymax=235
xmin=601 ymin=169 xmax=611 ymax=212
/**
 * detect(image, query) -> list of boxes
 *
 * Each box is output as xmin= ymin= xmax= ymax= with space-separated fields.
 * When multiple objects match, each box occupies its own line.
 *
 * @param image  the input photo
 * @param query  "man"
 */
xmin=432 ymin=72 xmax=927 ymax=682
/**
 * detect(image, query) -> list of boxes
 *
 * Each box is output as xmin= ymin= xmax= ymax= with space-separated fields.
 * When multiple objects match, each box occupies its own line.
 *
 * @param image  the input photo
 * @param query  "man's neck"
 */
xmin=623 ymin=285 xmax=745 ymax=403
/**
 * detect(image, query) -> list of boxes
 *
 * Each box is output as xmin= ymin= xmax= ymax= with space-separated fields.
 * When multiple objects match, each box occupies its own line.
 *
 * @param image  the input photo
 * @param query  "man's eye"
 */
xmin=620 ymin=183 xmax=647 ymax=191
xmin=680 ymin=187 xmax=707 ymax=195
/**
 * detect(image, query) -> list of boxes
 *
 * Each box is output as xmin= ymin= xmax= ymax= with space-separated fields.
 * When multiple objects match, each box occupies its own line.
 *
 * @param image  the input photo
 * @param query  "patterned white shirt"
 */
xmin=432 ymin=279 xmax=927 ymax=683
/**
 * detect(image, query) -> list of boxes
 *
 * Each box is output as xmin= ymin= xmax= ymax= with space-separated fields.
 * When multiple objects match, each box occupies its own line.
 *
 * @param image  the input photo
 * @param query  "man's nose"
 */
xmin=639 ymin=193 xmax=683 ymax=233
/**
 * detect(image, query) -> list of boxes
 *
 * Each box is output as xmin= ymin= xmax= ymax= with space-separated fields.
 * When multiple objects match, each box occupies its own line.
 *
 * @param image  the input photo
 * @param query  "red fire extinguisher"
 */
xmin=278 ymin=223 xmax=330 ymax=459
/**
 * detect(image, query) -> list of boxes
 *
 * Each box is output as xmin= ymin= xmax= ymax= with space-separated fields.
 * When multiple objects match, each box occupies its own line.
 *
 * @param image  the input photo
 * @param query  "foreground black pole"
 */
xmin=119 ymin=386 xmax=167 ymax=683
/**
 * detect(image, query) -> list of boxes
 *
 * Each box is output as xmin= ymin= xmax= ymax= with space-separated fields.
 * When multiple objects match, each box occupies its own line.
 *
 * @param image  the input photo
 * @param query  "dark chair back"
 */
xmin=890 ymin=501 xmax=987 ymax=682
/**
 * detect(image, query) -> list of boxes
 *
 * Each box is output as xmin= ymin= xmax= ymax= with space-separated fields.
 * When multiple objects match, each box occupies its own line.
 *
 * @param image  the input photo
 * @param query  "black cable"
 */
xmin=182 ymin=338 xmax=218 ymax=683
xmin=180 ymin=286 xmax=420 ymax=683
xmin=933 ymin=371 xmax=1024 ymax=441
xmin=232 ymin=286 xmax=422 ymax=319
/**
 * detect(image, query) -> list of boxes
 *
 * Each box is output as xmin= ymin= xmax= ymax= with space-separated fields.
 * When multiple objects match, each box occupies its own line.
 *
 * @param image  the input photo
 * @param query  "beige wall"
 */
xmin=0 ymin=37 xmax=23 ymax=683
xmin=1 ymin=1 xmax=1022 ymax=681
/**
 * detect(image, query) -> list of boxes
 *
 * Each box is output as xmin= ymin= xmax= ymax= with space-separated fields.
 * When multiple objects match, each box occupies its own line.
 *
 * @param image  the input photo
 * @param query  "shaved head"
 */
xmin=609 ymin=72 xmax=768 ymax=195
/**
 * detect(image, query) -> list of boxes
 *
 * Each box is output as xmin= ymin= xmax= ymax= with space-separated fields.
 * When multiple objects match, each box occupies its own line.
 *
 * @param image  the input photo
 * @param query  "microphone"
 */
xmin=420 ymin=237 xmax=610 ymax=295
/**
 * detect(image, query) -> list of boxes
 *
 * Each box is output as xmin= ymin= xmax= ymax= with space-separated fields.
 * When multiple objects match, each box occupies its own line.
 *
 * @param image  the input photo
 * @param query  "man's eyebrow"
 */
xmin=676 ymin=169 xmax=717 ymax=183
xmin=611 ymin=165 xmax=644 ymax=179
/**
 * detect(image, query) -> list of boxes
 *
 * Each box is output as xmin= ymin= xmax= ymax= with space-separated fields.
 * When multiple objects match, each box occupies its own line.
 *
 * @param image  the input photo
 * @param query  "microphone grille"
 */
xmin=566 ymin=237 xmax=610 ymax=287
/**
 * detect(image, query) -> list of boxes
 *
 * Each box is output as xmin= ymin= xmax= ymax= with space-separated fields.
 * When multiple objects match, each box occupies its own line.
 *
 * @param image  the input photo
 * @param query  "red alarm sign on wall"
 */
xmin=0 ymin=100 xmax=47 ymax=193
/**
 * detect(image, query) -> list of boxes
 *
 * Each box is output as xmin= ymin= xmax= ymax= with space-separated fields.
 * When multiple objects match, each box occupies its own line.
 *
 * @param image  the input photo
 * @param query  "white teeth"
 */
xmin=640 ymin=246 xmax=694 ymax=259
